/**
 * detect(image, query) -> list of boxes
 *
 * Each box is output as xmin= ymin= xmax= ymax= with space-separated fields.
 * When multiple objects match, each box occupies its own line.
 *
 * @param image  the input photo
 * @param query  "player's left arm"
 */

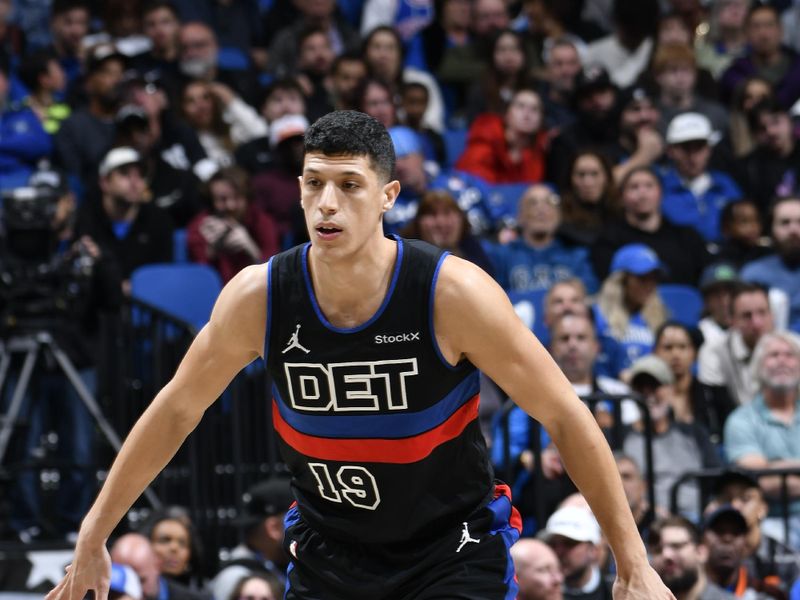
xmin=434 ymin=256 xmax=673 ymax=599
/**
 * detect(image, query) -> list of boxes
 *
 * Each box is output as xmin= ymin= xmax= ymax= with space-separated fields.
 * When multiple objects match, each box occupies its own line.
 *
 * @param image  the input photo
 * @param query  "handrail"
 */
xmin=669 ymin=467 xmax=800 ymax=546
xmin=497 ymin=392 xmax=655 ymax=532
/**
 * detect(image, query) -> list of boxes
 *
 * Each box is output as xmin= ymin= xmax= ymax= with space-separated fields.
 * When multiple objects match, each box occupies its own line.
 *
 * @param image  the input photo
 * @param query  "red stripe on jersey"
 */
xmin=494 ymin=482 xmax=523 ymax=534
xmin=272 ymin=394 xmax=480 ymax=464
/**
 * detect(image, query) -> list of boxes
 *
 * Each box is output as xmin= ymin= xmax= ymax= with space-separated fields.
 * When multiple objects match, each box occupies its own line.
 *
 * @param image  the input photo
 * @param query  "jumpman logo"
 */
xmin=282 ymin=324 xmax=310 ymax=354
xmin=456 ymin=522 xmax=480 ymax=553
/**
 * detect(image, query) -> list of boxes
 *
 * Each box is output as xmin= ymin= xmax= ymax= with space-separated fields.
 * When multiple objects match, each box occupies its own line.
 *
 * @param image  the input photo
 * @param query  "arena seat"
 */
xmin=172 ymin=228 xmax=188 ymax=263
xmin=217 ymin=46 xmax=251 ymax=71
xmin=487 ymin=183 xmax=530 ymax=224
xmin=130 ymin=263 xmax=222 ymax=330
xmin=507 ymin=289 xmax=549 ymax=340
xmin=443 ymin=128 xmax=467 ymax=167
xmin=658 ymin=284 xmax=704 ymax=327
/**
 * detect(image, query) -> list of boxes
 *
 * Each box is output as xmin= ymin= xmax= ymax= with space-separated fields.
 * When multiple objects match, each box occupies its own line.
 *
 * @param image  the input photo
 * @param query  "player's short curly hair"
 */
xmin=304 ymin=111 xmax=396 ymax=183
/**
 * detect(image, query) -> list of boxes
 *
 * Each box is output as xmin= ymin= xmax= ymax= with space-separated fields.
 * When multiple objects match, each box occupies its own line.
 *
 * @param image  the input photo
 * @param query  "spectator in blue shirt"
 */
xmin=593 ymin=244 xmax=669 ymax=375
xmin=488 ymin=183 xmax=599 ymax=294
xmin=660 ymin=112 xmax=742 ymax=242
xmin=0 ymin=57 xmax=53 ymax=190
xmin=741 ymin=197 xmax=800 ymax=332
xmin=724 ymin=331 xmax=800 ymax=549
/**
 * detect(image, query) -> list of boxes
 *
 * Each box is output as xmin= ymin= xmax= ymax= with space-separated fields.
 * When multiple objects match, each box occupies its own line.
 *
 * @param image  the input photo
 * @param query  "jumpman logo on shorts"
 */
xmin=282 ymin=324 xmax=310 ymax=354
xmin=456 ymin=522 xmax=480 ymax=553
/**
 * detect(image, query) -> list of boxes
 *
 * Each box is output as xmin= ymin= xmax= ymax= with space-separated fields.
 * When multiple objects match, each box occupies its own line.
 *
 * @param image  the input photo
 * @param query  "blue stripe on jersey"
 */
xmin=429 ymin=250 xmax=460 ymax=371
xmin=301 ymin=238 xmax=405 ymax=334
xmin=272 ymin=369 xmax=479 ymax=439
xmin=487 ymin=493 xmax=521 ymax=600
xmin=263 ymin=257 xmax=274 ymax=366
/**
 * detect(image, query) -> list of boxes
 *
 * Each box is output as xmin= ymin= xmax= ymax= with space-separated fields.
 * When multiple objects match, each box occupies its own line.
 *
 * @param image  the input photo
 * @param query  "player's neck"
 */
xmin=308 ymin=235 xmax=398 ymax=329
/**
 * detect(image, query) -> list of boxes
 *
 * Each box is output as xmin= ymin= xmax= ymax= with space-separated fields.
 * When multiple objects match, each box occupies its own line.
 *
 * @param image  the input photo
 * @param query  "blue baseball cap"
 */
xmin=109 ymin=563 xmax=142 ymax=599
xmin=388 ymin=126 xmax=422 ymax=158
xmin=610 ymin=243 xmax=665 ymax=276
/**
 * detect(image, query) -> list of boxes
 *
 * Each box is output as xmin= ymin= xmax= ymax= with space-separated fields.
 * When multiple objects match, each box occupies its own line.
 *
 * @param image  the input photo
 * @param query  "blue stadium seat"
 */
xmin=443 ymin=128 xmax=467 ymax=167
xmin=507 ymin=289 xmax=549 ymax=340
xmin=337 ymin=0 xmax=365 ymax=26
xmin=217 ymin=46 xmax=251 ymax=71
xmin=658 ymin=284 xmax=704 ymax=327
xmin=131 ymin=263 xmax=222 ymax=330
xmin=173 ymin=228 xmax=188 ymax=263
xmin=487 ymin=183 xmax=530 ymax=224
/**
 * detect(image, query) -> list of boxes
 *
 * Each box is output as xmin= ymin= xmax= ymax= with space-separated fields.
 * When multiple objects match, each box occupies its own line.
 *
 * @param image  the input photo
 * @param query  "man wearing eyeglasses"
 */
xmin=648 ymin=516 xmax=735 ymax=600
xmin=488 ymin=184 xmax=599 ymax=294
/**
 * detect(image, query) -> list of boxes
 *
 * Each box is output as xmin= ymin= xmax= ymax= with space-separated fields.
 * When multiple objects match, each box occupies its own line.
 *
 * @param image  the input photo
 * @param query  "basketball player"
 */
xmin=47 ymin=112 xmax=673 ymax=599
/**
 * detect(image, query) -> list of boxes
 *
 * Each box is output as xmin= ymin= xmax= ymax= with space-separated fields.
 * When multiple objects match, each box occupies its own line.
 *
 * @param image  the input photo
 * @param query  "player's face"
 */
xmin=299 ymin=152 xmax=399 ymax=256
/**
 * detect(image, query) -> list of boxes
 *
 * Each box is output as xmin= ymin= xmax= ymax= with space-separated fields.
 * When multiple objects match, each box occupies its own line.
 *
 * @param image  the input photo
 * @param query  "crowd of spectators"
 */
xmin=2 ymin=0 xmax=800 ymax=598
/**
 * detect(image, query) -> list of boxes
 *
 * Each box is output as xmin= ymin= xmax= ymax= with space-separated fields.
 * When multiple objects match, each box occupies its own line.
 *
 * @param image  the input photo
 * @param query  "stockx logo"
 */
xmin=375 ymin=331 xmax=420 ymax=344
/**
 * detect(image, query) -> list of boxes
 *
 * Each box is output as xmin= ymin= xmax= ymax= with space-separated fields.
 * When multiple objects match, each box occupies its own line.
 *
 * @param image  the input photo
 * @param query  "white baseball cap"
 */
xmin=539 ymin=506 xmax=602 ymax=545
xmin=98 ymin=146 xmax=142 ymax=177
xmin=109 ymin=563 xmax=142 ymax=600
xmin=269 ymin=114 xmax=309 ymax=149
xmin=666 ymin=112 xmax=713 ymax=145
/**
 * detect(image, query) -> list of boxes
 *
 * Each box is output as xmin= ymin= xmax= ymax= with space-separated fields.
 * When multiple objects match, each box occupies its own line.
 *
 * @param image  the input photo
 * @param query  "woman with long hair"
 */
xmin=593 ymin=244 xmax=669 ymax=376
xmin=654 ymin=321 xmax=735 ymax=445
xmin=361 ymin=25 xmax=445 ymax=132
xmin=465 ymin=29 xmax=532 ymax=122
xmin=558 ymin=150 xmax=618 ymax=245
xmin=227 ymin=572 xmax=283 ymax=600
xmin=456 ymin=86 xmax=548 ymax=184
xmin=401 ymin=189 xmax=493 ymax=275
xmin=180 ymin=80 xmax=267 ymax=169
xmin=355 ymin=77 xmax=399 ymax=129
xmin=729 ymin=76 xmax=773 ymax=157
xmin=141 ymin=506 xmax=208 ymax=589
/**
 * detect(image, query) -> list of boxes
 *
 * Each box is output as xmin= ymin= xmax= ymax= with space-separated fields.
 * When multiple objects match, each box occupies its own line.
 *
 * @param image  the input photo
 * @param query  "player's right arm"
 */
xmin=46 ymin=263 xmax=269 ymax=600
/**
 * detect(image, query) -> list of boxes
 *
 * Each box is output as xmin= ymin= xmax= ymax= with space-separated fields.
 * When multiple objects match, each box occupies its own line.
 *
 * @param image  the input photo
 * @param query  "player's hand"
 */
xmin=613 ymin=563 xmax=675 ymax=599
xmin=45 ymin=539 xmax=112 ymax=600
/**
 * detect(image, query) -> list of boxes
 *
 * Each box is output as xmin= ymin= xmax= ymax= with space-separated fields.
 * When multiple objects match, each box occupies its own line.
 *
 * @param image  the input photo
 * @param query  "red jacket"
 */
xmin=187 ymin=204 xmax=280 ymax=283
xmin=455 ymin=113 xmax=548 ymax=184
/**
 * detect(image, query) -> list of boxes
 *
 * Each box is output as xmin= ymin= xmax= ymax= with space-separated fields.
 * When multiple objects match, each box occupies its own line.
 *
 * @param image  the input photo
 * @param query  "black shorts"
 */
xmin=282 ymin=483 xmax=521 ymax=600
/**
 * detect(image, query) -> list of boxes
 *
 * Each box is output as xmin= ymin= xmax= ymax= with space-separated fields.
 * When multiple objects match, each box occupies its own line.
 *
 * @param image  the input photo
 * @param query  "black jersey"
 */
xmin=265 ymin=237 xmax=494 ymax=546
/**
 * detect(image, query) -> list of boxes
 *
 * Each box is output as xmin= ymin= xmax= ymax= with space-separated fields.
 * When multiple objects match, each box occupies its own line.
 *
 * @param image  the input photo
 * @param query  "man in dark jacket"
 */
xmin=74 ymin=147 xmax=173 ymax=292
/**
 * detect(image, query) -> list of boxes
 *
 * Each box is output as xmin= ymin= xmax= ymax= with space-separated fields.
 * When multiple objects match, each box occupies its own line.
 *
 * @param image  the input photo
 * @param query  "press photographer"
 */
xmin=0 ymin=164 xmax=122 ymax=543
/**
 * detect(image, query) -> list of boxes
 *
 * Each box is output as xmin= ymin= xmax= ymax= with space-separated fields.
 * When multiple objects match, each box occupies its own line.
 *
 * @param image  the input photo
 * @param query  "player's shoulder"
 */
xmin=214 ymin=262 xmax=269 ymax=316
xmin=434 ymin=254 xmax=502 ymax=310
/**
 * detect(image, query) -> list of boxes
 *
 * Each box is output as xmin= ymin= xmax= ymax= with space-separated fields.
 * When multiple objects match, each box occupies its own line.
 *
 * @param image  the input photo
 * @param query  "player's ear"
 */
xmin=382 ymin=180 xmax=400 ymax=213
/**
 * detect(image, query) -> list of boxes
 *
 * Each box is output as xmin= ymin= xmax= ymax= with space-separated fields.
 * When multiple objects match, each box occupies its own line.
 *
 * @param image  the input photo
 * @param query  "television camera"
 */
xmin=0 ymin=183 xmax=94 ymax=334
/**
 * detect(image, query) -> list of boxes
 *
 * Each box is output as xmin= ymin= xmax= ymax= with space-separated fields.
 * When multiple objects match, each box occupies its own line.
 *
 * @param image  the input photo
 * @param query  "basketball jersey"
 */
xmin=264 ymin=237 xmax=494 ymax=546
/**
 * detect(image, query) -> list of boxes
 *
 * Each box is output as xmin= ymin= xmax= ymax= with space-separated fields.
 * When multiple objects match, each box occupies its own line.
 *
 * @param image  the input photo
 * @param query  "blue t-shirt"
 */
xmin=741 ymin=254 xmax=800 ymax=332
xmin=659 ymin=168 xmax=741 ymax=242
xmin=593 ymin=304 xmax=655 ymax=375
xmin=488 ymin=238 xmax=599 ymax=294
xmin=111 ymin=220 xmax=133 ymax=240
